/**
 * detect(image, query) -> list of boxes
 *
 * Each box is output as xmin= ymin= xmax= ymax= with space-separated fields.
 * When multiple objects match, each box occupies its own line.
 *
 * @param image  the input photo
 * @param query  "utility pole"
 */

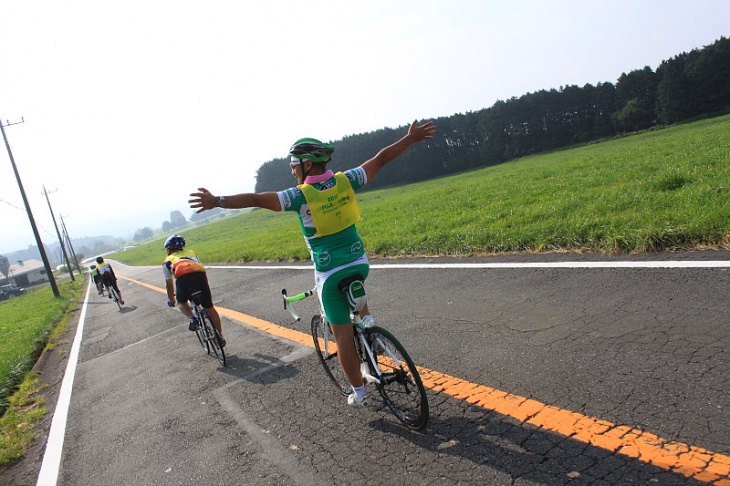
xmin=60 ymin=214 xmax=81 ymax=273
xmin=43 ymin=185 xmax=74 ymax=281
xmin=1 ymin=116 xmax=60 ymax=297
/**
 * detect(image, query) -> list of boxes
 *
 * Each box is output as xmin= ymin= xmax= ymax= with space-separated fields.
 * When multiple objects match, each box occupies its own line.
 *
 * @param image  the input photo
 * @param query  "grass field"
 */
xmin=116 ymin=114 xmax=730 ymax=267
xmin=0 ymin=280 xmax=82 ymax=411
xmin=0 ymin=278 xmax=83 ymax=465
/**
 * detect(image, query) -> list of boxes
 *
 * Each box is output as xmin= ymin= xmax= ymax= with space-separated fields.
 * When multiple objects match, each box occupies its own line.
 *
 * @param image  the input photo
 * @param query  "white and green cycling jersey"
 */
xmin=277 ymin=167 xmax=367 ymax=272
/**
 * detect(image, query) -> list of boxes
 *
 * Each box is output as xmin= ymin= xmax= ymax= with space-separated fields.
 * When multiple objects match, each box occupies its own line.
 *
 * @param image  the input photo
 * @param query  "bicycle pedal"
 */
xmin=364 ymin=373 xmax=379 ymax=384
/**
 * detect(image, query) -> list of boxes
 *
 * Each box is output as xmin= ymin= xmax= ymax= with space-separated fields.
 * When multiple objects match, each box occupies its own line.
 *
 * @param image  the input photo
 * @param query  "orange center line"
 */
xmin=119 ymin=275 xmax=730 ymax=485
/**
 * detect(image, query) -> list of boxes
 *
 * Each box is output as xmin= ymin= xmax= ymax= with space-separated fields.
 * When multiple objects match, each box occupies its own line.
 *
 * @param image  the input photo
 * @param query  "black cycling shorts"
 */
xmin=100 ymin=273 xmax=119 ymax=292
xmin=175 ymin=272 xmax=213 ymax=308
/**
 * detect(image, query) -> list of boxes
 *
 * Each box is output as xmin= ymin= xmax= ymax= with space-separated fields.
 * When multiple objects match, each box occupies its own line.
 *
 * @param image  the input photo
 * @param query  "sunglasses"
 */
xmin=289 ymin=156 xmax=302 ymax=169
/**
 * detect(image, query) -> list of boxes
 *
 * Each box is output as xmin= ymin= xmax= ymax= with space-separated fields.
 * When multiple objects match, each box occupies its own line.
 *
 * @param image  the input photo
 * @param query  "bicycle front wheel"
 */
xmin=311 ymin=315 xmax=351 ymax=395
xmin=365 ymin=327 xmax=429 ymax=430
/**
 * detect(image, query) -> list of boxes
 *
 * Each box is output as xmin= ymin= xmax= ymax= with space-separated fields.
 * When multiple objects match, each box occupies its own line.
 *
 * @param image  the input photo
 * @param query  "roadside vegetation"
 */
xmin=117 ymin=114 xmax=730 ymax=267
xmin=0 ymin=279 xmax=83 ymax=466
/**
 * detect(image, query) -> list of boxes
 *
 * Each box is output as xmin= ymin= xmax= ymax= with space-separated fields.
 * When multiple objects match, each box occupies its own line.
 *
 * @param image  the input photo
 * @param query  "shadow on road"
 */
xmin=216 ymin=352 xmax=302 ymax=385
xmin=371 ymin=395 xmax=706 ymax=486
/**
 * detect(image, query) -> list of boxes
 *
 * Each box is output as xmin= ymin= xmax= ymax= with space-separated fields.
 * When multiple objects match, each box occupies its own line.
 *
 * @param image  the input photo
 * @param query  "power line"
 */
xmin=0 ymin=198 xmax=27 ymax=211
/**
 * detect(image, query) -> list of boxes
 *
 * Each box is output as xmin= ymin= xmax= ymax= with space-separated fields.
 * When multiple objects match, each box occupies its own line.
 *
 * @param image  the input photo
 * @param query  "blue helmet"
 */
xmin=164 ymin=235 xmax=185 ymax=250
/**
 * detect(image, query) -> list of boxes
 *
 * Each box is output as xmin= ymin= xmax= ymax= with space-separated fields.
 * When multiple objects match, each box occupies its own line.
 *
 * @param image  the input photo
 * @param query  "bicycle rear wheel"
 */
xmin=193 ymin=309 xmax=208 ymax=352
xmin=110 ymin=287 xmax=122 ymax=311
xmin=311 ymin=315 xmax=351 ymax=395
xmin=201 ymin=310 xmax=226 ymax=366
xmin=207 ymin=314 xmax=227 ymax=367
xmin=365 ymin=327 xmax=429 ymax=430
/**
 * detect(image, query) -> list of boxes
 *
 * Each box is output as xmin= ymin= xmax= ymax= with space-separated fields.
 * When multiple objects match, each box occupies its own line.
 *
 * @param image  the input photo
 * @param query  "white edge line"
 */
xmin=36 ymin=279 xmax=91 ymax=486
xmin=208 ymin=261 xmax=730 ymax=270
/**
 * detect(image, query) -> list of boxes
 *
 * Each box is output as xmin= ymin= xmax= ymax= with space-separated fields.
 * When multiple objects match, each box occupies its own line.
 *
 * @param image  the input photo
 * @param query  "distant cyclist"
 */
xmin=189 ymin=119 xmax=436 ymax=407
xmin=162 ymin=235 xmax=226 ymax=347
xmin=96 ymin=257 xmax=124 ymax=305
xmin=90 ymin=264 xmax=103 ymax=295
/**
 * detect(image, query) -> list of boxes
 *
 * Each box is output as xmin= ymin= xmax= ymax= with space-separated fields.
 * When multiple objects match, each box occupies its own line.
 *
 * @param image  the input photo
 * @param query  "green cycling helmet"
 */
xmin=289 ymin=138 xmax=334 ymax=164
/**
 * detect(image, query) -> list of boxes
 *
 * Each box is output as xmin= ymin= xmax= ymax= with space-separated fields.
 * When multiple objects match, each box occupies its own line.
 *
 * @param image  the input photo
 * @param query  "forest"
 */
xmin=254 ymin=36 xmax=730 ymax=193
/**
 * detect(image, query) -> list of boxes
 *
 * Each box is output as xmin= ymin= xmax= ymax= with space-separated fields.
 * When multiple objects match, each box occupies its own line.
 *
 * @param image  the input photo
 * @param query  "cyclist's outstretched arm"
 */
xmin=189 ymin=189 xmax=281 ymax=214
xmin=360 ymin=119 xmax=436 ymax=182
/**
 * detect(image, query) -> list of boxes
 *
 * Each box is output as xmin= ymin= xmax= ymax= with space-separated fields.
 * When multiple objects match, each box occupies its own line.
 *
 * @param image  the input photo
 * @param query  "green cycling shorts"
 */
xmin=318 ymin=263 xmax=369 ymax=325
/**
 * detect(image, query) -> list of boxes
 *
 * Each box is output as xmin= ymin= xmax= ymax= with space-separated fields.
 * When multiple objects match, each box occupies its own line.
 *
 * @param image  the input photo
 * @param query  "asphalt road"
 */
xmin=6 ymin=251 xmax=730 ymax=485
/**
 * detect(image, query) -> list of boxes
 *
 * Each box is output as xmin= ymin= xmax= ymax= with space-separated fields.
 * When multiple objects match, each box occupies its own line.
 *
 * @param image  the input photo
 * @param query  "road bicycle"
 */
xmin=189 ymin=288 xmax=226 ymax=366
xmin=282 ymin=275 xmax=429 ymax=430
xmin=94 ymin=278 xmax=104 ymax=296
xmin=103 ymin=280 xmax=122 ymax=311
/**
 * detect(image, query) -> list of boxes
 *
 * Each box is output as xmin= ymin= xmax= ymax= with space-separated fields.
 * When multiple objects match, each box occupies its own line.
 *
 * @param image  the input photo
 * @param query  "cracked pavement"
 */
xmin=2 ymin=251 xmax=727 ymax=485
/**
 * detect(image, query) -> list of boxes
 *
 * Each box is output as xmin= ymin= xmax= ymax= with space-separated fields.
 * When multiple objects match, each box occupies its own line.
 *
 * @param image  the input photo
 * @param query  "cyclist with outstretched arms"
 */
xmin=189 ymin=119 xmax=436 ymax=407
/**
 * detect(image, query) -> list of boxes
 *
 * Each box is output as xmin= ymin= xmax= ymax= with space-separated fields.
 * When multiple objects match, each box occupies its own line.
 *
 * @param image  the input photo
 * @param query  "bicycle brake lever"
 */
xmin=281 ymin=289 xmax=301 ymax=321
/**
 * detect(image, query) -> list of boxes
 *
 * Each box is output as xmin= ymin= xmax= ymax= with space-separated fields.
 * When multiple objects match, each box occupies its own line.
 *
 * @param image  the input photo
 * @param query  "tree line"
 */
xmin=254 ymin=36 xmax=730 ymax=193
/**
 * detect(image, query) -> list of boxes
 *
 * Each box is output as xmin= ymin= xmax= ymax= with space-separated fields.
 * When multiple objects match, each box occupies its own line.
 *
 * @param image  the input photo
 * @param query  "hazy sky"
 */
xmin=1 ymin=1 xmax=728 ymax=254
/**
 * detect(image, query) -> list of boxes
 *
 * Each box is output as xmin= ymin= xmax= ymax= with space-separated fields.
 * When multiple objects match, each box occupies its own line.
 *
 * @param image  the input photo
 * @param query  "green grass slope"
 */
xmin=118 ymin=115 xmax=730 ymax=266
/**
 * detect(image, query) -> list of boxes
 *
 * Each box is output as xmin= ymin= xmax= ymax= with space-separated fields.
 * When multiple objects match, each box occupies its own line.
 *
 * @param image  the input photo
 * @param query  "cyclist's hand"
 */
xmin=167 ymin=300 xmax=175 ymax=307
xmin=407 ymin=119 xmax=436 ymax=142
xmin=189 ymin=187 xmax=217 ymax=213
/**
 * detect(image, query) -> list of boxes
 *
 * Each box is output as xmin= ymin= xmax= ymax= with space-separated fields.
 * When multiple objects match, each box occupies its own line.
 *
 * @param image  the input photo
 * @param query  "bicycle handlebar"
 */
xmin=281 ymin=288 xmax=316 ymax=322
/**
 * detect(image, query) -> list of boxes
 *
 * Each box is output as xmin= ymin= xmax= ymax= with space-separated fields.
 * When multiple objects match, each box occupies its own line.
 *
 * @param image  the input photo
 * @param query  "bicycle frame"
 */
xmin=282 ymin=288 xmax=392 ymax=385
xmin=282 ymin=283 xmax=430 ymax=429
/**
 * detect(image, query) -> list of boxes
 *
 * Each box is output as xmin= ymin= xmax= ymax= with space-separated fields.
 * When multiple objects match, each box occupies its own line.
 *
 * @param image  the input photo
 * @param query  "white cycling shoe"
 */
xmin=347 ymin=392 xmax=372 ymax=408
